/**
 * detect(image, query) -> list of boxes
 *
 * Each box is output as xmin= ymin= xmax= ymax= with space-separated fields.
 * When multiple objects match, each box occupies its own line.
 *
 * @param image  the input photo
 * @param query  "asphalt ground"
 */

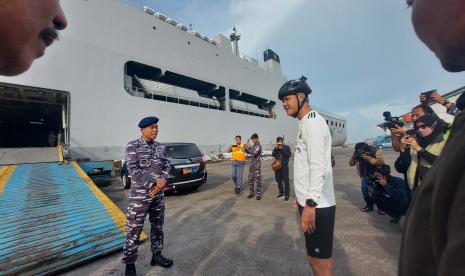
xmin=61 ymin=147 xmax=402 ymax=276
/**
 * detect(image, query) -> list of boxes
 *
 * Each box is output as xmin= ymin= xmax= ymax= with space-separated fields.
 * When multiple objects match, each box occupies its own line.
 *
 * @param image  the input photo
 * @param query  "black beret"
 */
xmin=138 ymin=116 xmax=159 ymax=128
xmin=251 ymin=133 xmax=258 ymax=139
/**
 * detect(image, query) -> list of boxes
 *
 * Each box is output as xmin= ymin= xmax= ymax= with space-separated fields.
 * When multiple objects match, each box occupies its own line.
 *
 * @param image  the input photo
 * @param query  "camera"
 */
xmin=381 ymin=111 xmax=404 ymax=129
xmin=353 ymin=149 xmax=365 ymax=160
xmin=366 ymin=174 xmax=381 ymax=183
xmin=405 ymin=129 xmax=416 ymax=137
xmin=421 ymin=89 xmax=436 ymax=104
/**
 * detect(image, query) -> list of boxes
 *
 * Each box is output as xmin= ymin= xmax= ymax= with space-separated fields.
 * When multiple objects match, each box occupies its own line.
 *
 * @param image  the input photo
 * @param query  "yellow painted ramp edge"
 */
xmin=57 ymin=144 xmax=64 ymax=163
xmin=71 ymin=161 xmax=147 ymax=241
xmin=0 ymin=165 xmax=16 ymax=194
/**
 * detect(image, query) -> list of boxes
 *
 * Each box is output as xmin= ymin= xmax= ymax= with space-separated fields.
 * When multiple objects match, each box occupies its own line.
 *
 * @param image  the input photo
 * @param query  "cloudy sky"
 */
xmin=124 ymin=0 xmax=465 ymax=143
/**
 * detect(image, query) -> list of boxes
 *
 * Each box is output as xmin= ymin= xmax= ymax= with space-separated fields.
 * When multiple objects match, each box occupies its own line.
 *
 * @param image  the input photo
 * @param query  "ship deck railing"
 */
xmin=128 ymin=86 xmax=224 ymax=111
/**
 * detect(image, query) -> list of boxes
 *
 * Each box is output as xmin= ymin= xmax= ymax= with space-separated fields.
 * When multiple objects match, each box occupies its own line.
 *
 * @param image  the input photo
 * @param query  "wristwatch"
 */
xmin=306 ymin=198 xmax=318 ymax=208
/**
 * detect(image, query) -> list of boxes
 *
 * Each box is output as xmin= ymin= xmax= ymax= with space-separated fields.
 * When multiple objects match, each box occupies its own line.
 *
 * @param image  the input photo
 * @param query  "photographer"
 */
xmin=420 ymin=90 xmax=461 ymax=117
xmin=368 ymin=165 xmax=409 ymax=224
xmin=401 ymin=114 xmax=448 ymax=191
xmin=349 ymin=142 xmax=384 ymax=213
xmin=390 ymin=104 xmax=436 ymax=152
xmin=272 ymin=137 xmax=291 ymax=201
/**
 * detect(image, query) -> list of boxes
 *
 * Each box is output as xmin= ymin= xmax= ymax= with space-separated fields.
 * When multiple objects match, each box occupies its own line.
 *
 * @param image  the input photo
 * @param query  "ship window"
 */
xmin=124 ymin=61 xmax=226 ymax=111
xmin=326 ymin=120 xmax=328 ymax=125
xmin=229 ymin=89 xmax=276 ymax=119
xmin=331 ymin=121 xmax=333 ymax=126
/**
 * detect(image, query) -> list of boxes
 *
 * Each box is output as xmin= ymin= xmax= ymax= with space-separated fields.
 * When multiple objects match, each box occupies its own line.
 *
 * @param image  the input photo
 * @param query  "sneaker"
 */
xmin=276 ymin=194 xmax=285 ymax=199
xmin=256 ymin=195 xmax=262 ymax=200
xmin=360 ymin=207 xmax=374 ymax=212
xmin=284 ymin=196 xmax=289 ymax=201
xmin=247 ymin=193 xmax=254 ymax=198
xmin=234 ymin=187 xmax=240 ymax=194
xmin=378 ymin=210 xmax=386 ymax=215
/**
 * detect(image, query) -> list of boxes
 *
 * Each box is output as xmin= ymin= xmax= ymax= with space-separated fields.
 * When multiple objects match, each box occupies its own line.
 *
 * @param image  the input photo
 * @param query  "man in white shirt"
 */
xmin=278 ymin=76 xmax=336 ymax=276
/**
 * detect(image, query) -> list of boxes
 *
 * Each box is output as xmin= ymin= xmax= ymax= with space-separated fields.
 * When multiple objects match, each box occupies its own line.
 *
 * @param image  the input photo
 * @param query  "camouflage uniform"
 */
xmin=122 ymin=138 xmax=171 ymax=264
xmin=246 ymin=144 xmax=262 ymax=195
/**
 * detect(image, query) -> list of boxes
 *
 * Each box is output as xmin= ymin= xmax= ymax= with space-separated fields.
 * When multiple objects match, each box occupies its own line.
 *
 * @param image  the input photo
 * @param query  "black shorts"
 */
xmin=298 ymin=205 xmax=336 ymax=259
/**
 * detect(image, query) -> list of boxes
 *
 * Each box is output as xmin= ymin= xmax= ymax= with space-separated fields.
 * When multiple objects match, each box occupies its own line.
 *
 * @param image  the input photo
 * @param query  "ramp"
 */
xmin=0 ymin=147 xmax=61 ymax=165
xmin=0 ymin=162 xmax=137 ymax=275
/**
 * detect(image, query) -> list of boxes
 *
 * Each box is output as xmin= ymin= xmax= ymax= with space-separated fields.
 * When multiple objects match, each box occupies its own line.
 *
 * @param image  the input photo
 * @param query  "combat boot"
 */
xmin=125 ymin=264 xmax=136 ymax=276
xmin=150 ymin=253 xmax=174 ymax=268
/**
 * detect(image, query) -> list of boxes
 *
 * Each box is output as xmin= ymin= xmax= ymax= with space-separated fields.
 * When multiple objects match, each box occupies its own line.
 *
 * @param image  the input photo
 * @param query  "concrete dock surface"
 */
xmin=61 ymin=147 xmax=402 ymax=276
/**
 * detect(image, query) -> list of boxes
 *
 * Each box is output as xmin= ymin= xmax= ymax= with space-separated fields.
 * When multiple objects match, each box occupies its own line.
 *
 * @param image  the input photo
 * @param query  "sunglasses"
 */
xmin=414 ymin=124 xmax=428 ymax=130
xmin=406 ymin=0 xmax=413 ymax=7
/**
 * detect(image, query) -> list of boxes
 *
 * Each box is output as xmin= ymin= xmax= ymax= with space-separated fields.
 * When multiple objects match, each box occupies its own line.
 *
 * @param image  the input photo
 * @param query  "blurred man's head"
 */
xmin=0 ymin=0 xmax=67 ymax=76
xmin=355 ymin=142 xmax=369 ymax=152
xmin=410 ymin=0 xmax=465 ymax=72
xmin=411 ymin=104 xmax=435 ymax=122
xmin=276 ymin=137 xmax=284 ymax=148
xmin=235 ymin=135 xmax=241 ymax=144
xmin=372 ymin=164 xmax=391 ymax=185
xmin=251 ymin=133 xmax=259 ymax=144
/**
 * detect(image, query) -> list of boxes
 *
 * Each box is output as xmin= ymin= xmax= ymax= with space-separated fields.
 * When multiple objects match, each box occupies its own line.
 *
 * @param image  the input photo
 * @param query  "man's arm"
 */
xmin=125 ymin=142 xmax=157 ymax=189
xmin=364 ymin=149 xmax=384 ymax=166
xmin=282 ymin=145 xmax=291 ymax=158
xmin=391 ymin=133 xmax=403 ymax=152
xmin=384 ymin=177 xmax=406 ymax=200
xmin=349 ymin=156 xmax=357 ymax=167
xmin=160 ymin=145 xmax=171 ymax=182
xmin=252 ymin=145 xmax=262 ymax=158
xmin=305 ymin=122 xmax=328 ymax=204
xmin=446 ymin=102 xmax=461 ymax=117
xmin=272 ymin=147 xmax=277 ymax=158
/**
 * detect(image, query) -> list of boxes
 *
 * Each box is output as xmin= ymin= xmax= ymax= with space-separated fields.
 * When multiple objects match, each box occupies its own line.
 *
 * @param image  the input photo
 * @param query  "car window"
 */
xmin=165 ymin=144 xmax=202 ymax=159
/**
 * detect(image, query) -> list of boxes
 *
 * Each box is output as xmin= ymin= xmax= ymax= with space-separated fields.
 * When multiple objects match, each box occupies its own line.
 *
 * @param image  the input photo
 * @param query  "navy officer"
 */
xmin=122 ymin=116 xmax=173 ymax=276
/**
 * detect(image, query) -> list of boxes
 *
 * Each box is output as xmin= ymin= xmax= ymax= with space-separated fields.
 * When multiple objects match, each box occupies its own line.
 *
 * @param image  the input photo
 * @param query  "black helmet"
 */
xmin=278 ymin=76 xmax=312 ymax=101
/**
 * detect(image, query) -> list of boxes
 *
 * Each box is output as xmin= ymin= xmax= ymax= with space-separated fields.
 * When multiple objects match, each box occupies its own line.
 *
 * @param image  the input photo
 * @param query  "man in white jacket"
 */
xmin=278 ymin=76 xmax=336 ymax=276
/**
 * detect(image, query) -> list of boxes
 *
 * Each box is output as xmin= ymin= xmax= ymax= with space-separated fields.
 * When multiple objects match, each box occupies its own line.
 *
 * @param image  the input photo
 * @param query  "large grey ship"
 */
xmin=0 ymin=0 xmax=346 ymax=162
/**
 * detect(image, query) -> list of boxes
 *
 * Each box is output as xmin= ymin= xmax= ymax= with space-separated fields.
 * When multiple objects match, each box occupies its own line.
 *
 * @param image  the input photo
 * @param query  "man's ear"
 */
xmin=297 ymin=92 xmax=306 ymax=102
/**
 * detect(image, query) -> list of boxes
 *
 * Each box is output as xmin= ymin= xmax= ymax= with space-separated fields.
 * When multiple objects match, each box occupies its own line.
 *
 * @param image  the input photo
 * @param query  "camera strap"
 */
xmin=414 ymin=154 xmax=421 ymax=188
xmin=291 ymin=94 xmax=305 ymax=118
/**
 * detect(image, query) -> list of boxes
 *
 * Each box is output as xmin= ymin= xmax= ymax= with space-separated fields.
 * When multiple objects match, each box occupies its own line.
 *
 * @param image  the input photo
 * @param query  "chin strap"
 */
xmin=291 ymin=94 xmax=305 ymax=118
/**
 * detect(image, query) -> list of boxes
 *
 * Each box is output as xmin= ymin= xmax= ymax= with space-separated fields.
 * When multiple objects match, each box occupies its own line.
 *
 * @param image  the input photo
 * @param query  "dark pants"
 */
xmin=248 ymin=160 xmax=262 ymax=196
xmin=122 ymin=191 xmax=165 ymax=264
xmin=373 ymin=194 xmax=408 ymax=218
xmin=361 ymin=176 xmax=374 ymax=209
xmin=275 ymin=165 xmax=290 ymax=196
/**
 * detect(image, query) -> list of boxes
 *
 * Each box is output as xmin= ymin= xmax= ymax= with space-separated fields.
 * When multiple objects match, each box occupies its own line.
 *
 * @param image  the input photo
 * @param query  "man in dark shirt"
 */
xmin=400 ymin=0 xmax=465 ymax=275
xmin=368 ymin=165 xmax=409 ymax=224
xmin=272 ymin=137 xmax=291 ymax=201
xmin=245 ymin=133 xmax=263 ymax=200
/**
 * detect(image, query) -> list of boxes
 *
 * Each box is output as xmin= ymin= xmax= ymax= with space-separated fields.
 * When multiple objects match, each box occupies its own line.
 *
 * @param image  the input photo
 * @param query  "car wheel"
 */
xmin=122 ymin=173 xmax=131 ymax=189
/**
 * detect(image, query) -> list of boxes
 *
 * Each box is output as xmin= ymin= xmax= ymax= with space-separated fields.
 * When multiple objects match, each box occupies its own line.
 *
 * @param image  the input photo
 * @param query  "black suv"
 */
xmin=121 ymin=142 xmax=207 ymax=191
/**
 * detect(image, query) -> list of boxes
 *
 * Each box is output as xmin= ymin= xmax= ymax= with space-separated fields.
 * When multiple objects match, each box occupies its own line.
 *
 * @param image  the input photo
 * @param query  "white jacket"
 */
xmin=294 ymin=111 xmax=336 ymax=208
